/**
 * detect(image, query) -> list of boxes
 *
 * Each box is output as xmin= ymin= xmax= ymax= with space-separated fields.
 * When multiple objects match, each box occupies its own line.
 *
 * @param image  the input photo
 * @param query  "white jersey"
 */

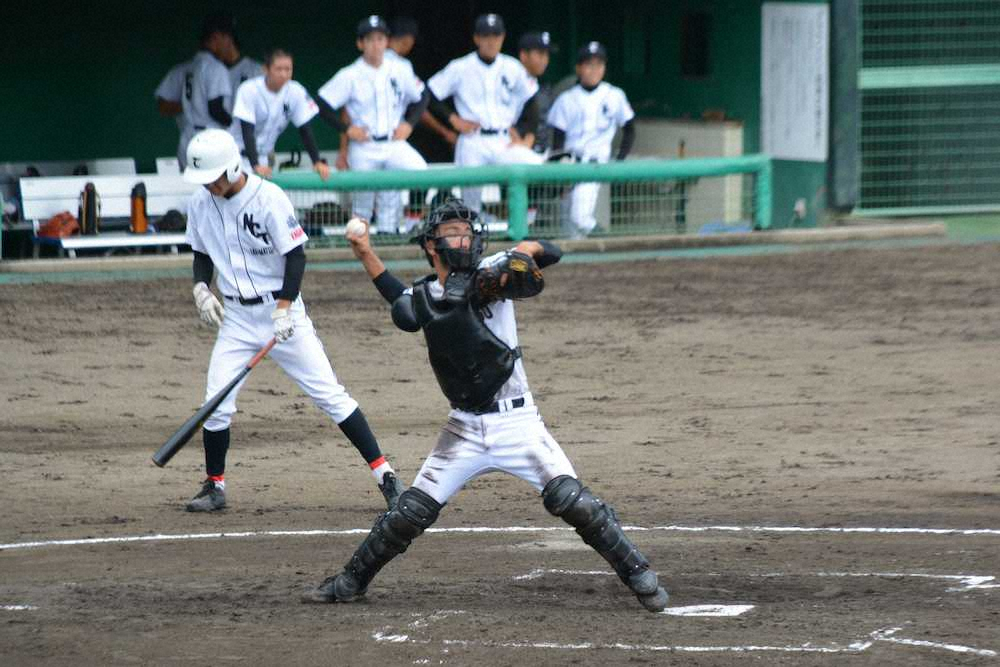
xmin=226 ymin=57 xmax=263 ymax=147
xmin=228 ymin=57 xmax=263 ymax=98
xmin=428 ymin=52 xmax=538 ymax=131
xmin=182 ymin=50 xmax=233 ymax=132
xmin=232 ymin=77 xmax=319 ymax=165
xmin=318 ymin=55 xmax=425 ymax=139
xmin=406 ymin=251 xmax=530 ymax=402
xmin=547 ymin=82 xmax=635 ymax=162
xmin=155 ymin=59 xmax=193 ymax=131
xmin=185 ymin=173 xmax=308 ymax=300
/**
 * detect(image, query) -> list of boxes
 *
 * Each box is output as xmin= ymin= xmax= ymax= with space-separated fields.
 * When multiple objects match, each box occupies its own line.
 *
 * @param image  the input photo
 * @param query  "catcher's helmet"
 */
xmin=184 ymin=129 xmax=242 ymax=185
xmin=411 ymin=198 xmax=486 ymax=270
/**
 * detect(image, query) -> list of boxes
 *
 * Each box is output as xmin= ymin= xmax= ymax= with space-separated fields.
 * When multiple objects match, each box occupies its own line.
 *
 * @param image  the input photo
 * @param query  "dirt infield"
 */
xmin=2 ymin=242 xmax=998 ymax=665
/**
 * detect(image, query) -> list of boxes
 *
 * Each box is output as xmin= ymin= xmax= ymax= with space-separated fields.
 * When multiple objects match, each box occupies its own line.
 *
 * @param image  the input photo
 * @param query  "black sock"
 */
xmin=203 ymin=427 xmax=230 ymax=477
xmin=337 ymin=408 xmax=382 ymax=463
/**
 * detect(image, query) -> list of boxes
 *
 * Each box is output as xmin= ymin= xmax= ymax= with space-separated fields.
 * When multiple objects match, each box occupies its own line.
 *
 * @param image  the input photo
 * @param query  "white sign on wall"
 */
xmin=761 ymin=3 xmax=830 ymax=162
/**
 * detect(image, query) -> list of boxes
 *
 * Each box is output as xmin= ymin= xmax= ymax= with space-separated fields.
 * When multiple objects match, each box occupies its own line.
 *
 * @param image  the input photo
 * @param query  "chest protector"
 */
xmin=411 ymin=274 xmax=520 ymax=412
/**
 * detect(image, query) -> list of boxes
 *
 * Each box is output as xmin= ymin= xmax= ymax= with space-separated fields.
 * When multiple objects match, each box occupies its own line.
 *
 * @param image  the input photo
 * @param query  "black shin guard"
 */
xmin=203 ymin=427 xmax=230 ymax=477
xmin=343 ymin=487 xmax=442 ymax=592
xmin=542 ymin=475 xmax=650 ymax=585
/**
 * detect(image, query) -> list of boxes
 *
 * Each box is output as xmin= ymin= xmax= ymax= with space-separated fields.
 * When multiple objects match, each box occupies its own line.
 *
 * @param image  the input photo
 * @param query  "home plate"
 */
xmin=662 ymin=604 xmax=755 ymax=617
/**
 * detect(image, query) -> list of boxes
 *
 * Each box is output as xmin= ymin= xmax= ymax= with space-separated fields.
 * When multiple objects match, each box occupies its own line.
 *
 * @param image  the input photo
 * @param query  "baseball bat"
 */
xmin=152 ymin=338 xmax=277 ymax=468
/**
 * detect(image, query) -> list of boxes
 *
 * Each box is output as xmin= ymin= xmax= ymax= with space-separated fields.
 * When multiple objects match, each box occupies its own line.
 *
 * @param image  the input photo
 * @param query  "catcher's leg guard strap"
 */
xmin=543 ymin=475 xmax=650 ymax=583
xmin=344 ymin=487 xmax=442 ymax=590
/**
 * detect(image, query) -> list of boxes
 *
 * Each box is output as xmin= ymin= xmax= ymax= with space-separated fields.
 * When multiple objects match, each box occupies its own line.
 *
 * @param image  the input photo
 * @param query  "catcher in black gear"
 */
xmin=302 ymin=199 xmax=670 ymax=613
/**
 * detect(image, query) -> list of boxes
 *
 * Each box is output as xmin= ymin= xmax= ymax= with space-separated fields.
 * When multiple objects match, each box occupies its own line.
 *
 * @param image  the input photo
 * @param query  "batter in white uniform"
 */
xmin=232 ymin=48 xmax=330 ymax=180
xmin=302 ymin=199 xmax=669 ymax=614
xmin=426 ymin=14 xmax=542 ymax=212
xmin=180 ymin=128 xmax=404 ymax=513
xmin=547 ymin=42 xmax=636 ymax=239
xmin=317 ymin=15 xmax=429 ymax=234
xmin=154 ymin=58 xmax=194 ymax=166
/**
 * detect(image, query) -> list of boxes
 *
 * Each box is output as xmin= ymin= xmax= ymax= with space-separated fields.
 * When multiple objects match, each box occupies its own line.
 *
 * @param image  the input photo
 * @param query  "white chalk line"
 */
xmin=3 ymin=522 xmax=1000 ymax=552
xmin=1 ymin=605 xmax=37 ymax=611
xmin=373 ymin=623 xmax=997 ymax=657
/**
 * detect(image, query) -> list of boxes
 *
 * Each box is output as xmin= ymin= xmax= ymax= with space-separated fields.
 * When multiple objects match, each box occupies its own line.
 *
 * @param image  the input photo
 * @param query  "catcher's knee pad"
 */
xmin=542 ymin=475 xmax=650 ymax=583
xmin=345 ymin=488 xmax=442 ymax=589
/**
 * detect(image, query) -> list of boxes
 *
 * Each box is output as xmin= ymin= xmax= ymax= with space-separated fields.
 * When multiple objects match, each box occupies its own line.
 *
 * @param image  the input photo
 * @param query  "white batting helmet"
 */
xmin=183 ymin=129 xmax=241 ymax=185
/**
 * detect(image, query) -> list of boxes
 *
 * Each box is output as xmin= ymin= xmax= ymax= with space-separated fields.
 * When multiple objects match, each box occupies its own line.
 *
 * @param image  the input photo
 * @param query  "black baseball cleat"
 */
xmin=378 ymin=472 xmax=405 ymax=511
xmin=185 ymin=479 xmax=226 ymax=512
xmin=301 ymin=572 xmax=365 ymax=604
xmin=627 ymin=569 xmax=670 ymax=613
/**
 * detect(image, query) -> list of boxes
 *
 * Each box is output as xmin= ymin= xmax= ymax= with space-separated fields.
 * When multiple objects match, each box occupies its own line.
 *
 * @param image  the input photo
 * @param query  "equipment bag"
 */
xmin=78 ymin=182 xmax=101 ymax=235
xmin=130 ymin=182 xmax=148 ymax=234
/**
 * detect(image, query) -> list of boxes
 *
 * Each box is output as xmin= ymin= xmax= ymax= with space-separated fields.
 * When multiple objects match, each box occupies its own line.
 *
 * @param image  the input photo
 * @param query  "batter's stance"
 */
xmin=302 ymin=199 xmax=669 ymax=612
xmin=182 ymin=128 xmax=404 ymax=513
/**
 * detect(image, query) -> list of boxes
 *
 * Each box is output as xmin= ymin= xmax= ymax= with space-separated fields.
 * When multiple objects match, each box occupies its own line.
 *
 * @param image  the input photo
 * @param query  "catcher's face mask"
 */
xmin=414 ymin=198 xmax=486 ymax=270
xmin=433 ymin=220 xmax=485 ymax=271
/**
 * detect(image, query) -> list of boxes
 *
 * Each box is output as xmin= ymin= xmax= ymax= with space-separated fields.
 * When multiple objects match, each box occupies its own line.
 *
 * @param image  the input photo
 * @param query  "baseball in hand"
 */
xmin=345 ymin=218 xmax=367 ymax=239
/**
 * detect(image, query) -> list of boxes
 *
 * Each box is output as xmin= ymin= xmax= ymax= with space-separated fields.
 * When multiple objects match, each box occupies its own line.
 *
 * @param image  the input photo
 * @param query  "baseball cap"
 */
xmin=474 ymin=13 xmax=505 ymax=35
xmin=357 ymin=15 xmax=390 ymax=38
xmin=518 ymin=31 xmax=552 ymax=52
xmin=389 ymin=16 xmax=419 ymax=39
xmin=577 ymin=41 xmax=608 ymax=63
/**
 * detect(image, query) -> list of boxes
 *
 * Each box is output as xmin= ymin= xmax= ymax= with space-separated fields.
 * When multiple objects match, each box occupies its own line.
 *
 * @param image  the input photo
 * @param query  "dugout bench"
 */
xmin=20 ymin=174 xmax=197 ymax=258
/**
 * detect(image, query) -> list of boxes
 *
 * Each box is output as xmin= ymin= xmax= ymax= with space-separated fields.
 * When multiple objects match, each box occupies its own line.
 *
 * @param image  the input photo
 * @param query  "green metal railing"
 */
xmin=273 ymin=155 xmax=772 ymax=242
xmin=858 ymin=0 xmax=1000 ymax=215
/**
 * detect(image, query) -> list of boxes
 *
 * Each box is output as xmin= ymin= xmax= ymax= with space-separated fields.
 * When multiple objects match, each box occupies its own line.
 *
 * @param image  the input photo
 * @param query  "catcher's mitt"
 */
xmin=475 ymin=250 xmax=544 ymax=303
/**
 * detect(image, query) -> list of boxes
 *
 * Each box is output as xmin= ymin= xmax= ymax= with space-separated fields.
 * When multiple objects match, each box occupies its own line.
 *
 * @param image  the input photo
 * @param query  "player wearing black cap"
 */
xmin=426 ymin=14 xmax=544 ymax=212
xmin=547 ymin=42 xmax=637 ymax=239
xmin=515 ymin=31 xmax=554 ymax=155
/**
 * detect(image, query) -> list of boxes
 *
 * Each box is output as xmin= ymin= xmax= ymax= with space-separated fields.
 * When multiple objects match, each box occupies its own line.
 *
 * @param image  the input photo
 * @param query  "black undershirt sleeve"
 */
xmin=536 ymin=239 xmax=562 ymax=268
xmin=551 ymin=128 xmax=566 ymax=152
xmin=241 ymin=121 xmax=259 ymax=166
xmin=403 ymin=89 xmax=431 ymax=127
xmin=297 ymin=123 xmax=323 ymax=164
xmin=317 ymin=97 xmax=347 ymax=131
xmin=373 ymin=269 xmax=408 ymax=304
xmin=192 ymin=250 xmax=214 ymax=285
xmin=428 ymin=93 xmax=455 ymax=127
xmin=616 ymin=119 xmax=636 ymax=161
xmin=277 ymin=245 xmax=306 ymax=301
xmin=207 ymin=96 xmax=232 ymax=127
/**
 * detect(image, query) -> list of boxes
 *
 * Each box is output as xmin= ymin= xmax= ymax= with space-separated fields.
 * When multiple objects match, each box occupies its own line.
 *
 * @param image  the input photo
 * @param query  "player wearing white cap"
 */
xmin=317 ymin=15 xmax=430 ymax=235
xmin=547 ymin=42 xmax=636 ymax=238
xmin=180 ymin=128 xmax=404 ymax=514
xmin=232 ymin=49 xmax=330 ymax=181
xmin=426 ymin=13 xmax=542 ymax=212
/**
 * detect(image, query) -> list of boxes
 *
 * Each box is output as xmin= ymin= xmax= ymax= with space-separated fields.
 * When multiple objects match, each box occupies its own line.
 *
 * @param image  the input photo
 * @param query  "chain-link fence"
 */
xmin=858 ymin=0 xmax=1000 ymax=214
xmin=275 ymin=156 xmax=770 ymax=247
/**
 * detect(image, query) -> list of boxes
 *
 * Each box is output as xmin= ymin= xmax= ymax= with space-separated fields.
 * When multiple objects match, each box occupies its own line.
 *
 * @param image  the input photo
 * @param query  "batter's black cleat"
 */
xmin=627 ymin=569 xmax=669 ymax=613
xmin=185 ymin=480 xmax=226 ymax=512
xmin=301 ymin=572 xmax=365 ymax=603
xmin=378 ymin=472 xmax=405 ymax=511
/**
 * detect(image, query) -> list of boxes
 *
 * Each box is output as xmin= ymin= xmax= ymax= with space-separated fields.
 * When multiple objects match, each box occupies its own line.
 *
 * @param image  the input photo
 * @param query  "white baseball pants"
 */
xmin=348 ymin=139 xmax=427 ymax=234
xmin=455 ymin=133 xmax=544 ymax=212
xmin=560 ymin=182 xmax=601 ymax=238
xmin=410 ymin=393 xmax=577 ymax=504
xmin=203 ymin=295 xmax=359 ymax=431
